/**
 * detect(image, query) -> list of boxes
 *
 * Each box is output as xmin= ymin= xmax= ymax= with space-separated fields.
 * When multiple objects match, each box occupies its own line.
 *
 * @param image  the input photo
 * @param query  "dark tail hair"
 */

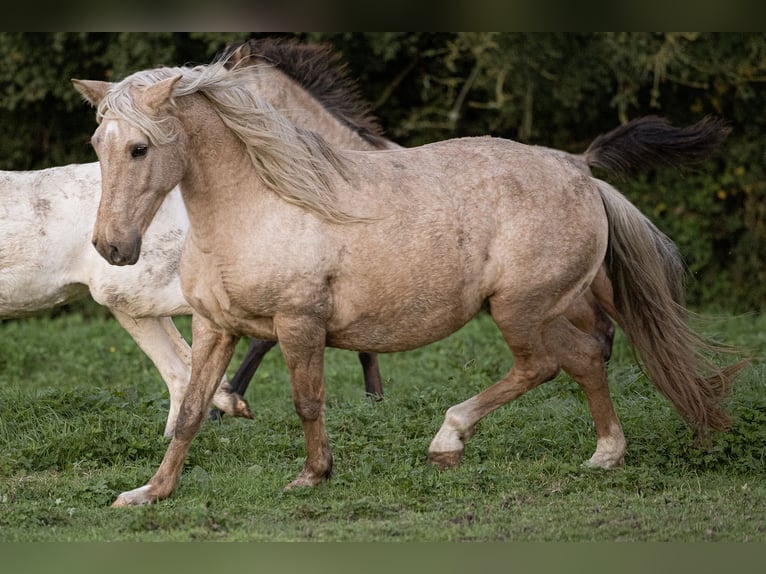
xmin=584 ymin=115 xmax=731 ymax=178
xmin=595 ymin=179 xmax=745 ymax=433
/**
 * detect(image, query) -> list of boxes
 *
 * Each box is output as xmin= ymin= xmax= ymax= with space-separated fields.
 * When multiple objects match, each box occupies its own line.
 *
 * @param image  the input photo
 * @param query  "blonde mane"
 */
xmin=98 ymin=62 xmax=359 ymax=223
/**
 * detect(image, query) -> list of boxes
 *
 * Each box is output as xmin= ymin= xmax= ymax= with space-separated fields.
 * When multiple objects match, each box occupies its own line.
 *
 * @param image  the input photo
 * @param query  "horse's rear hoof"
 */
xmin=583 ymin=454 xmax=624 ymax=470
xmin=428 ymin=450 xmax=463 ymax=469
xmin=111 ymin=485 xmax=155 ymax=507
xmin=232 ymin=394 xmax=254 ymax=419
xmin=366 ymin=391 xmax=384 ymax=403
xmin=213 ymin=392 xmax=253 ymax=420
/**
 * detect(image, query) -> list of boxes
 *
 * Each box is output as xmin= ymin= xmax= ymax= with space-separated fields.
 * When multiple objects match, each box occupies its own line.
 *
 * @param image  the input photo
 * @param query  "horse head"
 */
xmin=73 ymin=74 xmax=187 ymax=266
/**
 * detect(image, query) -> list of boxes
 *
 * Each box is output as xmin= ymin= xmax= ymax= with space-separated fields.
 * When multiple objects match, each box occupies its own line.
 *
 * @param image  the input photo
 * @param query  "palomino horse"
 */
xmin=74 ymin=61 xmax=742 ymax=506
xmin=3 ymin=37 xmax=730 ymax=439
xmin=217 ymin=38 xmax=733 ymax=410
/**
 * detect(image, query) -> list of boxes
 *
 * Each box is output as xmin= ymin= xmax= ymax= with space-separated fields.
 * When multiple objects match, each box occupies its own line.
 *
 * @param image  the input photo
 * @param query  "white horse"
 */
xmin=0 ymin=166 xmax=247 ymax=434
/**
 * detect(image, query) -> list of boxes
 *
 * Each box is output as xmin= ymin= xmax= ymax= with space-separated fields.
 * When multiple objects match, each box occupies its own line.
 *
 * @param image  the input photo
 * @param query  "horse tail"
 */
xmin=595 ymin=178 xmax=745 ymax=434
xmin=583 ymin=115 xmax=731 ymax=178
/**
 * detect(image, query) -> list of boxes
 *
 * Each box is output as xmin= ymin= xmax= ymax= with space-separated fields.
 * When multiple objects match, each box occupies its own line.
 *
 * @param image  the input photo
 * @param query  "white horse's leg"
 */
xmin=110 ymin=310 xmax=250 ymax=437
xmin=113 ymin=315 xmax=238 ymax=506
xmin=155 ymin=315 xmax=251 ymax=421
xmin=110 ymin=311 xmax=190 ymax=436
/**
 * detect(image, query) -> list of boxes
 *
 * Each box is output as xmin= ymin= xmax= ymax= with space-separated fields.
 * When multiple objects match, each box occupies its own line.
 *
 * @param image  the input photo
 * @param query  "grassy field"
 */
xmin=0 ymin=307 xmax=764 ymax=542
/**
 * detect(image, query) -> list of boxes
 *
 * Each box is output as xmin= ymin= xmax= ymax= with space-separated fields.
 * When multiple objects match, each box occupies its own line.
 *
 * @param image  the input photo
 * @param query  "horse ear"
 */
xmin=141 ymin=75 xmax=183 ymax=112
xmin=71 ymin=79 xmax=111 ymax=107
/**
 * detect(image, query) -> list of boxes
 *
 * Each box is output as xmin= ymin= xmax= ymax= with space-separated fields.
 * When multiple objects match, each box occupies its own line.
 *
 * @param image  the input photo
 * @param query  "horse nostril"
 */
xmin=109 ymin=244 xmax=122 ymax=265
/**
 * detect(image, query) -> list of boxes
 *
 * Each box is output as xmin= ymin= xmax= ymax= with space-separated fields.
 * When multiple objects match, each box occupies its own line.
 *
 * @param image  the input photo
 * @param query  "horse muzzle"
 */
xmin=92 ymin=231 xmax=142 ymax=266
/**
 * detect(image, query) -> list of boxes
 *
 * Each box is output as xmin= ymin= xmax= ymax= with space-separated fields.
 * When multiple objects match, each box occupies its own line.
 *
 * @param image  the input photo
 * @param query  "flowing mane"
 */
xmin=97 ymin=63 xmax=361 ymax=223
xmin=216 ymin=37 xmax=391 ymax=149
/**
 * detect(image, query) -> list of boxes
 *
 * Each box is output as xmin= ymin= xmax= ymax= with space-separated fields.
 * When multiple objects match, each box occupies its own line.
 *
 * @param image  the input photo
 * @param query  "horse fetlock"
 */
xmin=584 ymin=453 xmax=625 ymax=470
xmin=588 ymin=426 xmax=626 ymax=469
xmin=585 ymin=439 xmax=626 ymax=469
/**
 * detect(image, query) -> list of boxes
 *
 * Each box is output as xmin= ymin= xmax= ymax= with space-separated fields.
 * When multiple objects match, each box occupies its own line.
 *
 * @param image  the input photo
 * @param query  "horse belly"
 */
xmin=0 ymin=205 xmax=90 ymax=317
xmin=326 ymin=255 xmax=486 ymax=353
xmin=0 ymin=269 xmax=89 ymax=317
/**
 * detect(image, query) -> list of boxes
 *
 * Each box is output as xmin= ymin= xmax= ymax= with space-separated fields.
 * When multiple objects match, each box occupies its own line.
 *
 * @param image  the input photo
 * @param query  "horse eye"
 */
xmin=131 ymin=145 xmax=148 ymax=159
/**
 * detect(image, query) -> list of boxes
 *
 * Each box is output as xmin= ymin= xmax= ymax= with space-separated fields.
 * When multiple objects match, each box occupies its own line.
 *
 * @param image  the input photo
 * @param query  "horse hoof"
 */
xmin=111 ymin=485 xmax=155 ymax=507
xmin=111 ymin=496 xmax=131 ymax=508
xmin=428 ymin=450 xmax=463 ymax=469
xmin=283 ymin=474 xmax=326 ymax=491
xmin=232 ymin=394 xmax=254 ymax=419
xmin=583 ymin=455 xmax=624 ymax=470
xmin=214 ymin=392 xmax=253 ymax=420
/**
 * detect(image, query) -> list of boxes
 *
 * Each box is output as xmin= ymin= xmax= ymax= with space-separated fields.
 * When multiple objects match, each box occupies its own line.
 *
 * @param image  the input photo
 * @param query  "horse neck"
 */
xmin=174 ymin=95 xmax=272 ymax=231
xmin=245 ymin=66 xmax=385 ymax=152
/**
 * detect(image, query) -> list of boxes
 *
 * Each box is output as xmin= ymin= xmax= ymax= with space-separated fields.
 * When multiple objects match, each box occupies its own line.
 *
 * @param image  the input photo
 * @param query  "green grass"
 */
xmin=1 ymin=309 xmax=765 ymax=541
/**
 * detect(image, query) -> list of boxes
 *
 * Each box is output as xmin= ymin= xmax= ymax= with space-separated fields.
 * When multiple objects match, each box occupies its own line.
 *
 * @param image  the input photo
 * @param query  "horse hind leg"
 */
xmin=428 ymin=302 xmax=623 ymax=470
xmin=563 ymin=288 xmax=615 ymax=362
xmin=549 ymin=316 xmax=625 ymax=469
xmin=209 ymin=338 xmax=277 ymax=420
xmin=210 ymin=342 xmax=383 ymax=425
xmin=155 ymin=317 xmax=252 ymax=423
xmin=358 ymin=352 xmax=384 ymax=401
xmin=428 ymin=299 xmax=561 ymax=469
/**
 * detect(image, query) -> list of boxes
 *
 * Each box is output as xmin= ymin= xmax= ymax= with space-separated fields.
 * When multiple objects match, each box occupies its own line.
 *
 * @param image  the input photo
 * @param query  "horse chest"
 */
xmin=179 ymin=237 xmax=333 ymax=339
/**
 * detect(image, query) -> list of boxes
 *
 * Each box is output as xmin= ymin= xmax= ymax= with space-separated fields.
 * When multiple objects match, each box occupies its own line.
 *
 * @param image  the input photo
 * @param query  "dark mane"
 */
xmin=216 ymin=37 xmax=391 ymax=149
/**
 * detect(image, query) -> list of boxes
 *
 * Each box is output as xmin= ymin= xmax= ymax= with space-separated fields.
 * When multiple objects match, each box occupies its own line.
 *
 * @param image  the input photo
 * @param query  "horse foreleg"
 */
xmin=110 ymin=311 xmax=194 ymax=437
xmin=275 ymin=316 xmax=333 ymax=490
xmin=112 ymin=315 xmax=239 ymax=507
xmin=549 ymin=317 xmax=625 ymax=469
xmin=358 ymin=352 xmax=384 ymax=400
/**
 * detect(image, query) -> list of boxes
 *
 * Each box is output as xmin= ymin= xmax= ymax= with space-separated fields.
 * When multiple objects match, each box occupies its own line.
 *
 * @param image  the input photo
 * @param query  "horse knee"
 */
xmin=294 ymin=397 xmax=323 ymax=421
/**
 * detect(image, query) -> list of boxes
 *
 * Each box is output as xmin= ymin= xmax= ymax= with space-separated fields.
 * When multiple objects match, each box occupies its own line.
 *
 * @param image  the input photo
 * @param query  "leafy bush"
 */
xmin=1 ymin=32 xmax=763 ymax=310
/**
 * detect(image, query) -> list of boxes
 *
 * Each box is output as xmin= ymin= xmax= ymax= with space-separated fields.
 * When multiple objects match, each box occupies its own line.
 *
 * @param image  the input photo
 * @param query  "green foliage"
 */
xmin=0 ymin=32 xmax=248 ymax=169
xmin=1 ymin=32 xmax=764 ymax=309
